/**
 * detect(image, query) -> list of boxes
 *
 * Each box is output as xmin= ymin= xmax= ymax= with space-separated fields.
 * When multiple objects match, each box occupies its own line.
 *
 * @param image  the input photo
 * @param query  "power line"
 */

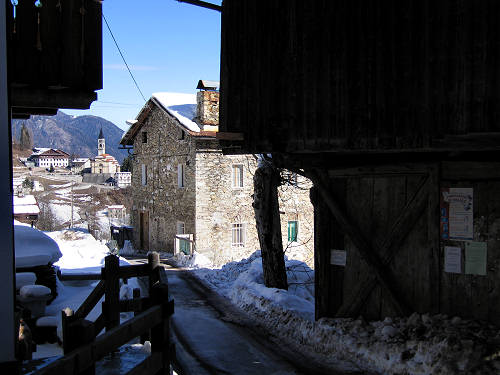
xmin=102 ymin=13 xmax=147 ymax=102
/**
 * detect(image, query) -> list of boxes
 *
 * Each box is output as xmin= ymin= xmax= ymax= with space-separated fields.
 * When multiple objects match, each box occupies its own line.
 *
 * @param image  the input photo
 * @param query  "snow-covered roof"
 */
xmin=152 ymin=92 xmax=200 ymax=132
xmin=72 ymin=158 xmax=89 ymax=163
xmin=14 ymin=225 xmax=62 ymax=268
xmin=13 ymin=195 xmax=40 ymax=215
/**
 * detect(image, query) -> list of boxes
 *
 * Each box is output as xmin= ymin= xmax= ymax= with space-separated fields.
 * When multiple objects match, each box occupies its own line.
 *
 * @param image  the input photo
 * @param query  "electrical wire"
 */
xmin=102 ymin=13 xmax=147 ymax=102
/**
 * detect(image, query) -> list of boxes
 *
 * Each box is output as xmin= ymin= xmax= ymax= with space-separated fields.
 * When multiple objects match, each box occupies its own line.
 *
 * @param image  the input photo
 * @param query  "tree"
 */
xmin=48 ymin=165 xmax=54 ymax=173
xmin=22 ymin=178 xmax=34 ymax=191
xmin=121 ymin=155 xmax=133 ymax=172
xmin=19 ymin=123 xmax=32 ymax=150
xmin=253 ymin=156 xmax=288 ymax=290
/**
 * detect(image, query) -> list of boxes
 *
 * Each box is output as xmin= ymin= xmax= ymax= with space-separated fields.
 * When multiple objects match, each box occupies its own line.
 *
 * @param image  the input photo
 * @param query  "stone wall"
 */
xmin=130 ymin=105 xmax=197 ymax=252
xmin=194 ymin=150 xmax=314 ymax=266
xmin=195 ymin=91 xmax=219 ymax=127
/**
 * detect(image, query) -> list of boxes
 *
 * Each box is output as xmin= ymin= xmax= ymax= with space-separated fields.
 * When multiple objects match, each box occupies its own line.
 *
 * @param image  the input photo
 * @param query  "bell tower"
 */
xmin=98 ymin=128 xmax=105 ymax=155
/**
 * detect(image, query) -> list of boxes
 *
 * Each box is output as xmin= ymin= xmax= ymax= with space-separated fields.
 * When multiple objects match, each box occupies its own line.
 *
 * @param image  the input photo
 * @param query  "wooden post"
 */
xmin=134 ymin=288 xmax=149 ymax=344
xmin=150 ymin=284 xmax=171 ymax=375
xmin=103 ymin=255 xmax=120 ymax=331
xmin=0 ymin=1 xmax=17 ymax=370
xmin=62 ymin=307 xmax=95 ymax=375
xmin=148 ymin=252 xmax=160 ymax=294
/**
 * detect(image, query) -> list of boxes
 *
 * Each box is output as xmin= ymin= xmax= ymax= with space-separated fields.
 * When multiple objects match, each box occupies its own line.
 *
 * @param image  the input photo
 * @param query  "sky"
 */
xmin=64 ymin=0 xmax=222 ymax=131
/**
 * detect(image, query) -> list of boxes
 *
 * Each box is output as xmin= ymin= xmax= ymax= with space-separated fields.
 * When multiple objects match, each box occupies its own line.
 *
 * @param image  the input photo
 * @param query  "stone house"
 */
xmin=120 ymin=83 xmax=314 ymax=266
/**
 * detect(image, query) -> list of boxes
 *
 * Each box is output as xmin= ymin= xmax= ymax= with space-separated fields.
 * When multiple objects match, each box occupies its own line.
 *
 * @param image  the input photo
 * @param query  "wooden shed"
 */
xmin=218 ymin=0 xmax=500 ymax=324
xmin=6 ymin=0 xmax=102 ymax=118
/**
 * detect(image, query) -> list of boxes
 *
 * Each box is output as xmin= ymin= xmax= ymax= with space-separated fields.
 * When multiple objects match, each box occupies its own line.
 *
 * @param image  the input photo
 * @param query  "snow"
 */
xmin=152 ymin=92 xmax=200 ymax=132
xmin=20 ymin=285 xmax=51 ymax=298
xmin=36 ymin=316 xmax=58 ymax=327
xmin=14 ymin=225 xmax=62 ymax=267
xmin=16 ymin=272 xmax=37 ymax=289
xmin=13 ymin=194 xmax=40 ymax=214
xmin=178 ymin=250 xmax=500 ymax=375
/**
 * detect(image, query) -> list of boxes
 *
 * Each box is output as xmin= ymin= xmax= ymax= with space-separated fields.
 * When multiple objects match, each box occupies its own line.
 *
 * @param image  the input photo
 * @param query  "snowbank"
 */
xmin=14 ymin=225 xmax=62 ymax=267
xmin=189 ymin=251 xmax=500 ymax=374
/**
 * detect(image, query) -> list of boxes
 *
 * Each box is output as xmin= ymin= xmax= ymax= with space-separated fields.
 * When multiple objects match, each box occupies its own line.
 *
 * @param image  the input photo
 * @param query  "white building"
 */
xmin=114 ymin=172 xmax=131 ymax=188
xmin=30 ymin=148 xmax=70 ymax=168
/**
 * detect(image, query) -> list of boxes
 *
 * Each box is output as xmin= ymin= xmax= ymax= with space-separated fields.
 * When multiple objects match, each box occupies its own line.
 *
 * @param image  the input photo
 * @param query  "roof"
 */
xmin=98 ymin=128 xmax=104 ymax=139
xmin=120 ymin=92 xmax=218 ymax=146
xmin=32 ymin=148 xmax=70 ymax=158
xmin=13 ymin=195 xmax=40 ymax=215
xmin=196 ymin=80 xmax=220 ymax=91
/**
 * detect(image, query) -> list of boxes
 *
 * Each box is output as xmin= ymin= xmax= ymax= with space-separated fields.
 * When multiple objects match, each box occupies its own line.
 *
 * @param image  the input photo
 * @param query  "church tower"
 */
xmin=98 ymin=128 xmax=105 ymax=155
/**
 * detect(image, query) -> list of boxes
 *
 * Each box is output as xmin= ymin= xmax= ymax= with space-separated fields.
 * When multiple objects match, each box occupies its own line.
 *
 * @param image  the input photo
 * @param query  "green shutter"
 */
xmin=288 ymin=221 xmax=297 ymax=242
xmin=180 ymin=238 xmax=190 ymax=255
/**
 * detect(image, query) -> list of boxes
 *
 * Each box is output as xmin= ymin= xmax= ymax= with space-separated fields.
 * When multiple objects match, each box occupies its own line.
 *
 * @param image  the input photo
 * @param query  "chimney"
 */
xmin=195 ymin=80 xmax=219 ymax=131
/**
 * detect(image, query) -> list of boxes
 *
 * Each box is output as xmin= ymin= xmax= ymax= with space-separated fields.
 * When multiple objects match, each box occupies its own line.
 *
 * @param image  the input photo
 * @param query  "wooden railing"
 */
xmin=36 ymin=253 xmax=174 ymax=375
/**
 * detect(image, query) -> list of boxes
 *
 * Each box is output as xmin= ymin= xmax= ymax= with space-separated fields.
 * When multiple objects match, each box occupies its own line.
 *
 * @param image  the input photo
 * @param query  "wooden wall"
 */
xmin=220 ymin=0 xmax=500 ymax=155
xmin=312 ymin=162 xmax=500 ymax=324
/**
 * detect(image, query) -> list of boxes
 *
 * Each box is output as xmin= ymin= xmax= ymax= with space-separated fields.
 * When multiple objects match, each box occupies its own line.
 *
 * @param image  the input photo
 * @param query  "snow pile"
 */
xmin=152 ymin=92 xmax=199 ymax=132
xmin=190 ymin=252 xmax=500 ymax=374
xmin=20 ymin=285 xmax=51 ymax=298
xmin=14 ymin=225 xmax=62 ymax=267
xmin=174 ymin=251 xmax=212 ymax=269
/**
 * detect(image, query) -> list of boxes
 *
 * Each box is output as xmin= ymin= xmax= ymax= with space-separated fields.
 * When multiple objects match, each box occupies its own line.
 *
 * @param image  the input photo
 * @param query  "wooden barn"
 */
xmin=218 ymin=0 xmax=500 ymax=325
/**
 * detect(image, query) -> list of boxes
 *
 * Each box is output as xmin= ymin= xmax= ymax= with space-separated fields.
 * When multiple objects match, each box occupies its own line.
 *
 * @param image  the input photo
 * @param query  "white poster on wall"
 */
xmin=444 ymin=246 xmax=461 ymax=274
xmin=441 ymin=187 xmax=473 ymax=241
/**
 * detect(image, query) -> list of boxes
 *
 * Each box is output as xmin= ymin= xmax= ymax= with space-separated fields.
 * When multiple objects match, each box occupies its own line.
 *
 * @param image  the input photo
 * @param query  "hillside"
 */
xmin=12 ymin=111 xmax=129 ymax=163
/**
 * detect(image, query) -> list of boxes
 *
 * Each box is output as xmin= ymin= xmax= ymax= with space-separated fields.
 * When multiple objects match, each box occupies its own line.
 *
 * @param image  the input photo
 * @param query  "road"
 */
xmin=127 ymin=258 xmax=345 ymax=375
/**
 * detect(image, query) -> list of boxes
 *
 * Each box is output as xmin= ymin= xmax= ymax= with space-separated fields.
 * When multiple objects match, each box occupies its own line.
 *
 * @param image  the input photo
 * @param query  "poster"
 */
xmin=330 ymin=250 xmax=347 ymax=266
xmin=440 ymin=188 xmax=473 ymax=241
xmin=465 ymin=241 xmax=487 ymax=276
xmin=444 ymin=246 xmax=462 ymax=273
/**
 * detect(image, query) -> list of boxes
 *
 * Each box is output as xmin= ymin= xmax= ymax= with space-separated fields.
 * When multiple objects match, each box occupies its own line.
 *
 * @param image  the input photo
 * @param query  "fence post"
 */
xmin=151 ymin=284 xmax=172 ymax=375
xmin=148 ymin=252 xmax=160 ymax=294
xmin=62 ymin=308 xmax=95 ymax=374
xmin=103 ymin=254 xmax=120 ymax=331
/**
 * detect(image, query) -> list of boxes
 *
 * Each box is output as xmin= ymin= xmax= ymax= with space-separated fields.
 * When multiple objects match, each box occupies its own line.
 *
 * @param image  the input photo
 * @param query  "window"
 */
xmin=177 ymin=164 xmax=184 ymax=188
xmin=176 ymin=221 xmax=185 ymax=235
xmin=178 ymin=130 xmax=185 ymax=140
xmin=141 ymin=164 xmax=147 ymax=185
xmin=232 ymin=164 xmax=243 ymax=188
xmin=231 ymin=223 xmax=245 ymax=247
xmin=288 ymin=221 xmax=298 ymax=242
xmin=142 ymin=132 xmax=147 ymax=143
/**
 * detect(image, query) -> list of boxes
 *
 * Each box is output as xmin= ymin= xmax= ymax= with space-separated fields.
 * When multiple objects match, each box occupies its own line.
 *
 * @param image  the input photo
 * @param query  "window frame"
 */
xmin=231 ymin=164 xmax=244 ymax=188
xmin=231 ymin=223 xmax=246 ymax=247
xmin=142 ymin=131 xmax=147 ymax=144
xmin=141 ymin=164 xmax=147 ymax=186
xmin=177 ymin=164 xmax=185 ymax=188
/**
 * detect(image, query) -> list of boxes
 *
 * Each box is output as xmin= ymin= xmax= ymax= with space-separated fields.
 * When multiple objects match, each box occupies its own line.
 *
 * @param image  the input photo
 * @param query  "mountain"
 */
xmin=12 ymin=111 xmax=129 ymax=163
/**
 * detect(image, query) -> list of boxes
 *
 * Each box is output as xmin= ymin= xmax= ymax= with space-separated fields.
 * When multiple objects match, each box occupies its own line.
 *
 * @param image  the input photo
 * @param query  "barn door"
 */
xmin=311 ymin=165 xmax=440 ymax=320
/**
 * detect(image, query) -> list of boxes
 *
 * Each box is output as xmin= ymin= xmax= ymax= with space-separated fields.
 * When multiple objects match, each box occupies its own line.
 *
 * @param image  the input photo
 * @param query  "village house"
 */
xmin=70 ymin=158 xmax=91 ymax=174
xmin=29 ymin=147 xmax=70 ymax=168
xmin=120 ymin=81 xmax=314 ymax=265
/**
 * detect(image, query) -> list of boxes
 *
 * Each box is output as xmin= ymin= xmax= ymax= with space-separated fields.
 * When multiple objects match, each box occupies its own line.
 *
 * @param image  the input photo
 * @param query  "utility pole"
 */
xmin=70 ymin=181 xmax=74 ymax=228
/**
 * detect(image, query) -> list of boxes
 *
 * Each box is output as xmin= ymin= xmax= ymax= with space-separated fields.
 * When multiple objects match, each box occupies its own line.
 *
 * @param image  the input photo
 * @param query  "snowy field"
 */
xmin=172 ymin=251 xmax=500 ymax=375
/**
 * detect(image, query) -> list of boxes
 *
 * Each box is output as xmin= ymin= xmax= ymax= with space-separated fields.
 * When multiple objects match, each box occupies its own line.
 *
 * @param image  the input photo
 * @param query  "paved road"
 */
xmin=126 ymin=257 xmax=362 ymax=375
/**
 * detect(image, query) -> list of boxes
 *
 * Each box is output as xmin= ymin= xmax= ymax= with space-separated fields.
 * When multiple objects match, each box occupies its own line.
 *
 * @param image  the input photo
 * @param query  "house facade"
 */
xmin=121 ymin=84 xmax=314 ymax=266
xmin=90 ymin=129 xmax=121 ymax=174
xmin=30 ymin=148 xmax=70 ymax=168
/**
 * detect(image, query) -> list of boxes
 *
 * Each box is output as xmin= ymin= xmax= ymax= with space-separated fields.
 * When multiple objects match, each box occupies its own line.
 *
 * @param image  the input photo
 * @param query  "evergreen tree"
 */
xmin=121 ymin=155 xmax=133 ymax=172
xmin=19 ymin=123 xmax=32 ymax=150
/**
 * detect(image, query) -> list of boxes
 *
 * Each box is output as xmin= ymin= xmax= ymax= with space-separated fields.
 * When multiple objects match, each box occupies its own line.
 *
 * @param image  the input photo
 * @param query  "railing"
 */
xmin=36 ymin=252 xmax=174 ymax=375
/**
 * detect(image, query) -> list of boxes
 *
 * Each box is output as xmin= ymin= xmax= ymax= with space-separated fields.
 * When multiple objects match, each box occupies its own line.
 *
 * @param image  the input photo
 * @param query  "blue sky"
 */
xmin=64 ymin=0 xmax=222 ymax=131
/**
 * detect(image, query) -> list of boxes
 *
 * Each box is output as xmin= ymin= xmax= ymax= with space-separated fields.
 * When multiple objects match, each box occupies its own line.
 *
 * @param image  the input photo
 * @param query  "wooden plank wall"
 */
xmin=220 ymin=0 xmax=500 ymax=154
xmin=313 ymin=162 xmax=500 ymax=324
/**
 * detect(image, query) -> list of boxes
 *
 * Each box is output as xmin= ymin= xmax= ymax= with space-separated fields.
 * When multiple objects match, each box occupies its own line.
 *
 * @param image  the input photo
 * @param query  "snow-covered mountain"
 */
xmin=12 ymin=111 xmax=128 ymax=163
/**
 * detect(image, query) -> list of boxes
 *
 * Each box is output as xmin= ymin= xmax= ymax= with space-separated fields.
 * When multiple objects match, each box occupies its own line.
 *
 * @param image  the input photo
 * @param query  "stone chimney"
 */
xmin=195 ymin=80 xmax=219 ymax=131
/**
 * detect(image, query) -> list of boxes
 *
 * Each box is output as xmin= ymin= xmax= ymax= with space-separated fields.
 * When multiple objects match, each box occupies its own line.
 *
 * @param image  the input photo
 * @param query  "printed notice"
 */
xmin=440 ymin=188 xmax=473 ymax=241
xmin=465 ymin=241 xmax=487 ymax=276
xmin=444 ymin=246 xmax=461 ymax=273
xmin=330 ymin=250 xmax=347 ymax=266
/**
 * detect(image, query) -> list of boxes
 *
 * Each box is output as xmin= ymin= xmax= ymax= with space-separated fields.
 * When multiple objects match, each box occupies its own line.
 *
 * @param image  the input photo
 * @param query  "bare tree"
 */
xmin=37 ymin=203 xmax=56 ymax=231
xmin=253 ymin=156 xmax=288 ymax=290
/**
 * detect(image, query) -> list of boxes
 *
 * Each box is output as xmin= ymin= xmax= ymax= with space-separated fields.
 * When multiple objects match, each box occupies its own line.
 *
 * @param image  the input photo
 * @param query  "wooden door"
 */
xmin=312 ymin=165 xmax=440 ymax=320
xmin=140 ymin=211 xmax=149 ymax=251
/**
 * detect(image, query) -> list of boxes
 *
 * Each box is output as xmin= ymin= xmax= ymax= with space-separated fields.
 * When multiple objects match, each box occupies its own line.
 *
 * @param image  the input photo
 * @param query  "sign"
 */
xmin=330 ymin=250 xmax=347 ymax=266
xmin=465 ymin=241 xmax=487 ymax=276
xmin=440 ymin=188 xmax=473 ymax=241
xmin=444 ymin=246 xmax=461 ymax=273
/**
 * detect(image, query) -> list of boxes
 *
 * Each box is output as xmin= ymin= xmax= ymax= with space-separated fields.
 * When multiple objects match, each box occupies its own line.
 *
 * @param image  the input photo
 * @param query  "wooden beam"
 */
xmin=307 ymin=170 xmax=410 ymax=317
xmin=124 ymin=353 xmax=162 ymax=375
xmin=75 ymin=280 xmax=105 ymax=319
xmin=334 ymin=175 xmax=431 ymax=317
xmin=216 ymin=132 xmax=245 ymax=141
xmin=176 ymin=0 xmax=222 ymax=12
xmin=10 ymin=87 xmax=97 ymax=110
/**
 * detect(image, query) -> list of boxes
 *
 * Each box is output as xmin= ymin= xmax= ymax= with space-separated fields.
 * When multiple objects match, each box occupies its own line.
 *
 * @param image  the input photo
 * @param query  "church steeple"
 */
xmin=98 ymin=128 xmax=105 ymax=155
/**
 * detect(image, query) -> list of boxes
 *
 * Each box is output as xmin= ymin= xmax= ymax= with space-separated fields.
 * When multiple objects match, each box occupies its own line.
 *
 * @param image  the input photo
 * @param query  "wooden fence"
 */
xmin=36 ymin=252 xmax=174 ymax=375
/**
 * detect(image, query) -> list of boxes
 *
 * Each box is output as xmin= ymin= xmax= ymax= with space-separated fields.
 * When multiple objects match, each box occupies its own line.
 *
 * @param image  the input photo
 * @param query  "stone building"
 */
xmin=120 ymin=82 xmax=314 ymax=266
